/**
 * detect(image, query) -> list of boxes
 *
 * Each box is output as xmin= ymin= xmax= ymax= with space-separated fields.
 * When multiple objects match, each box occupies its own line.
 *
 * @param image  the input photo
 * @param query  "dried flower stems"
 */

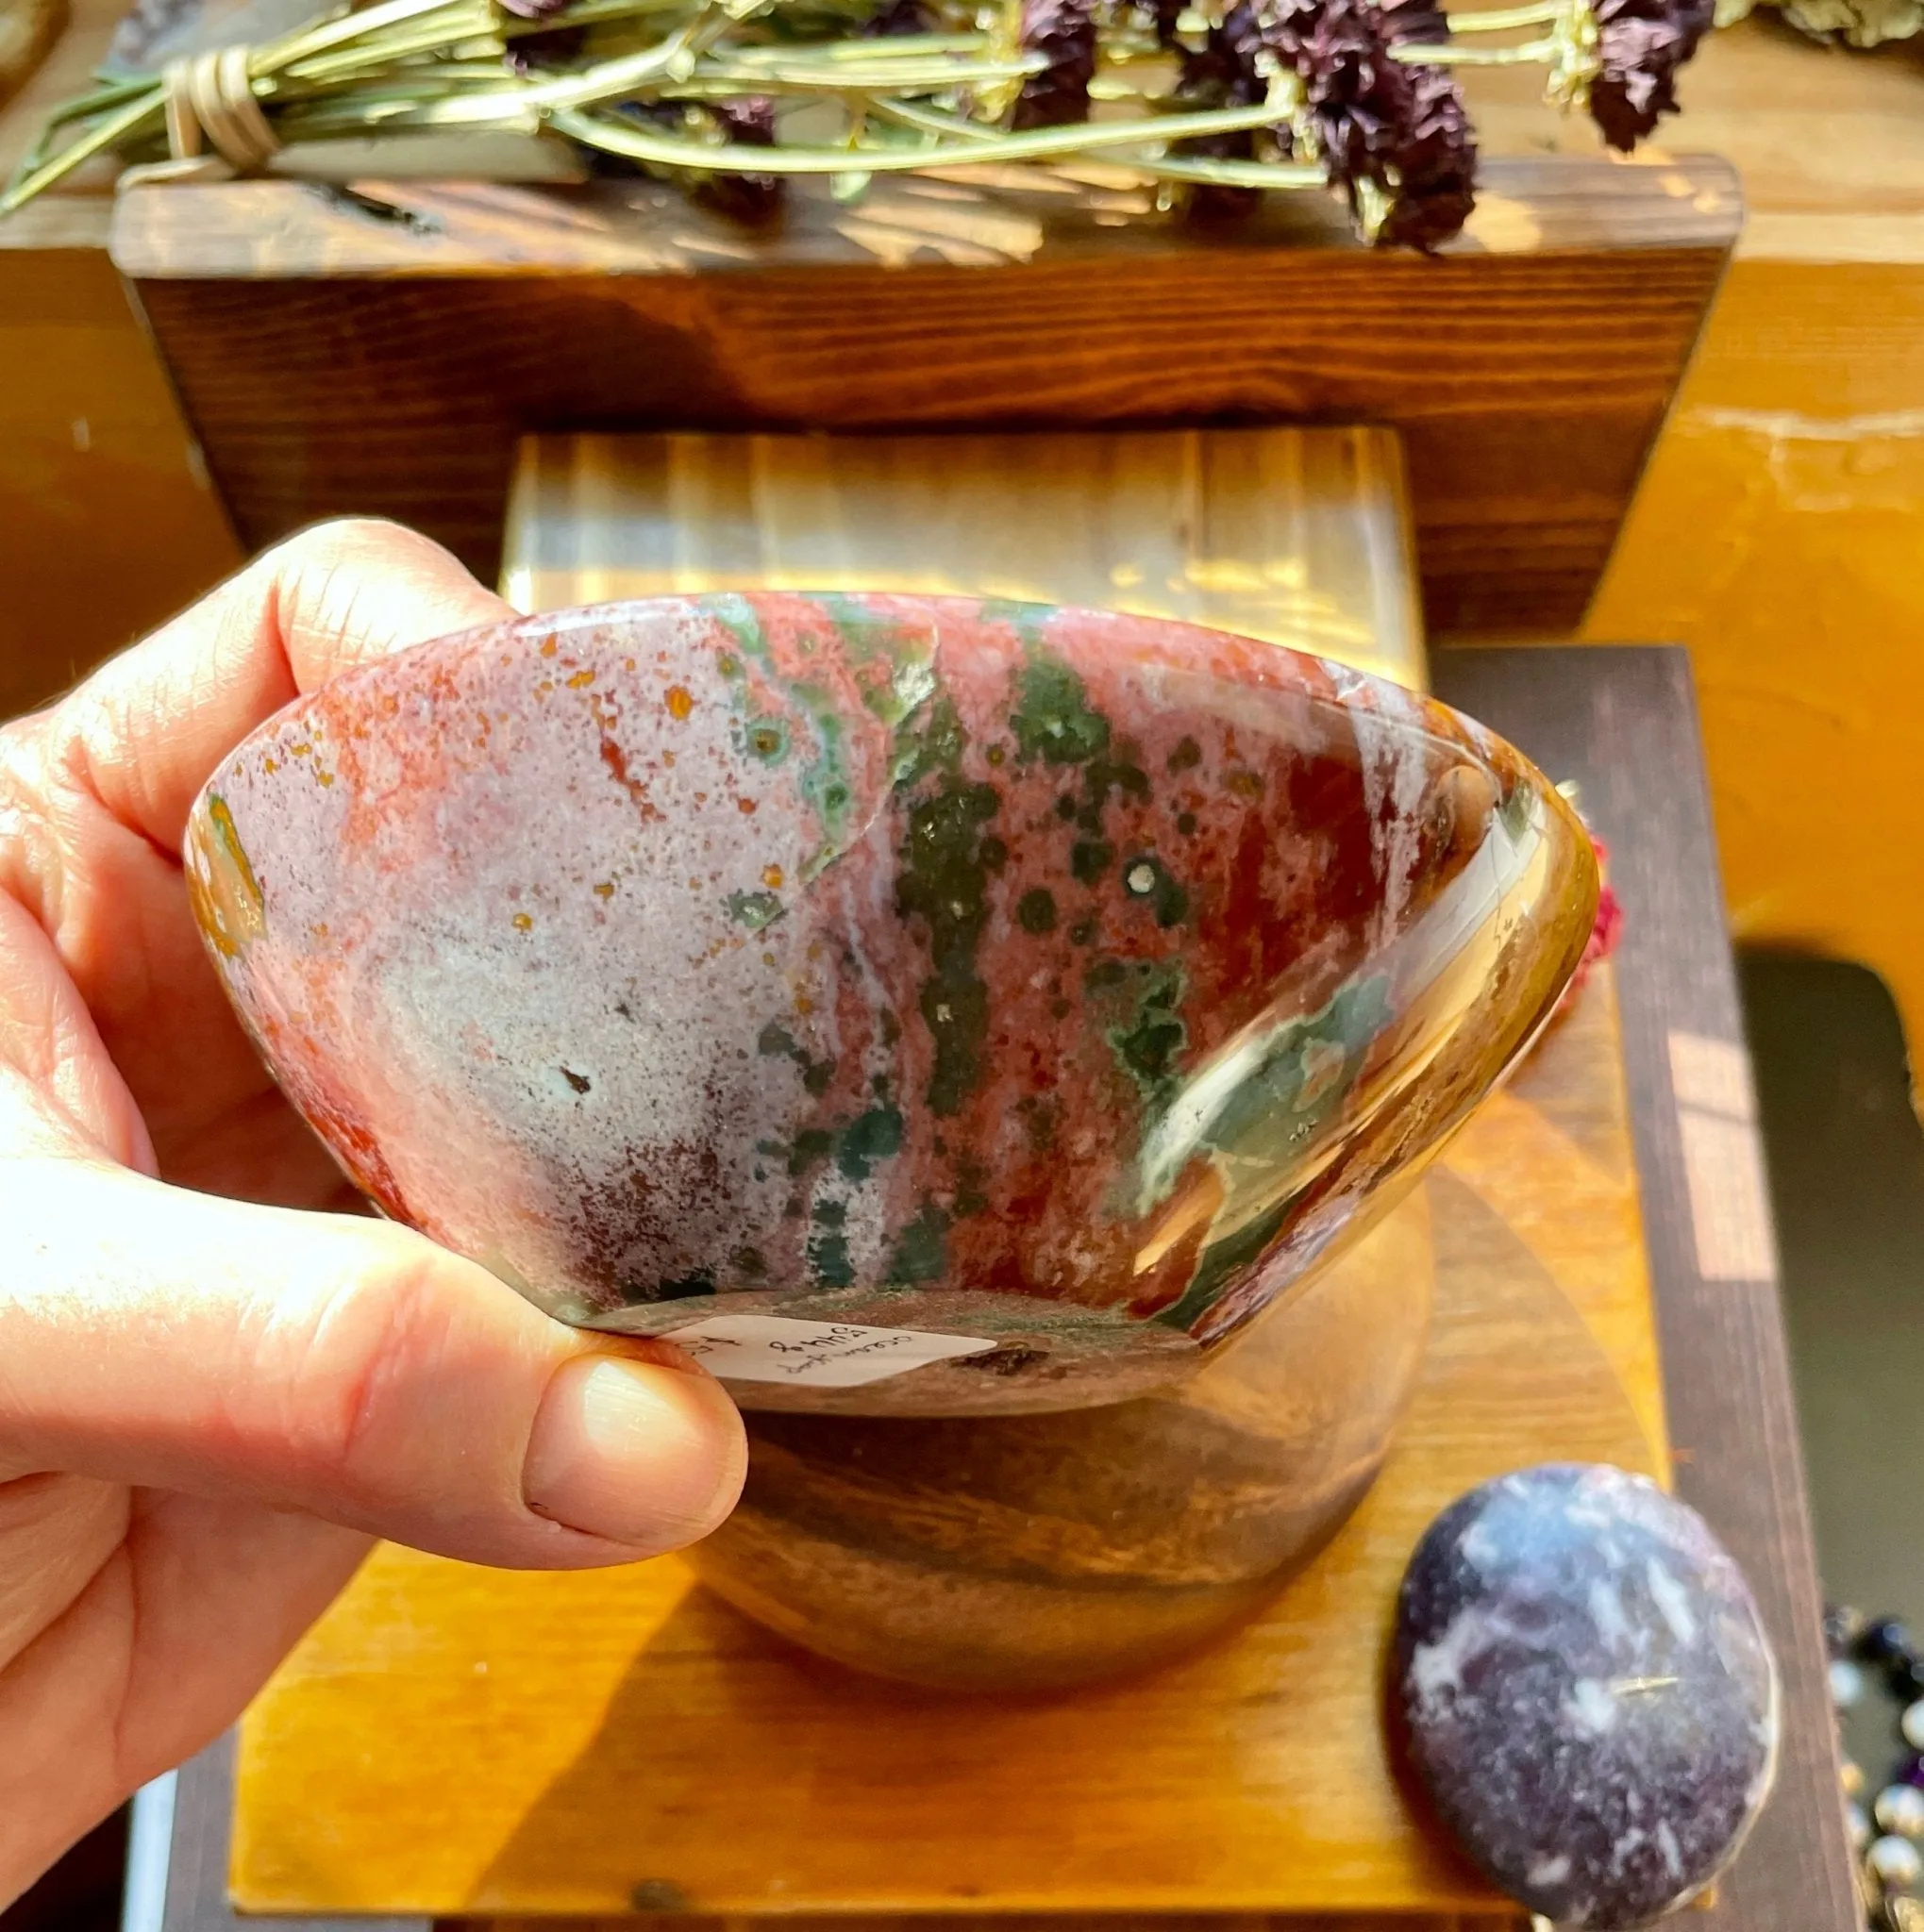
xmin=1 ymin=0 xmax=1717 ymax=233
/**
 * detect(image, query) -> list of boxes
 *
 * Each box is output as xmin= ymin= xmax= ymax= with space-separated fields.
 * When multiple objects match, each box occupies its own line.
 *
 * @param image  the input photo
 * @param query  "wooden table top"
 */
xmin=133 ymin=645 xmax=1854 ymax=1932
xmin=217 ymin=973 xmax=1652 ymax=1919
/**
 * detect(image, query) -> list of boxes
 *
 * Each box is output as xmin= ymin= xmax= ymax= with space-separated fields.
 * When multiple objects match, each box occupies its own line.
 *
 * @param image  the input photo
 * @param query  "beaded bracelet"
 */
xmin=1826 ymin=1605 xmax=1924 ymax=1930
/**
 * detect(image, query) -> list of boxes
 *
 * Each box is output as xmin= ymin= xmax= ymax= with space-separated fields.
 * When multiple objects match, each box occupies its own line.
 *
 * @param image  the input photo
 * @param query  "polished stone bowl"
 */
xmin=187 ymin=593 xmax=1597 ymax=1416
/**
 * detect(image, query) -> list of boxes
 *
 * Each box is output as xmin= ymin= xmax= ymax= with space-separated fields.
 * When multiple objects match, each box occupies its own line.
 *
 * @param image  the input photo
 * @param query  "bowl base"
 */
xmin=684 ymin=1185 xmax=1434 ymax=1690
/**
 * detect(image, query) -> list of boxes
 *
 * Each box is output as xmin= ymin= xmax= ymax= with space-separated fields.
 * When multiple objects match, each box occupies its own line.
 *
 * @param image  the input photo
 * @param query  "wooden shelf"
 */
xmin=1462 ymin=13 xmax=1924 ymax=264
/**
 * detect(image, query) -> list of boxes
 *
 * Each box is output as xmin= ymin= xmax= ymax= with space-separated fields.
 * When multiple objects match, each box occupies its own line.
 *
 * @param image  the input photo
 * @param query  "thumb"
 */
xmin=0 ymin=1154 xmax=746 ymax=1568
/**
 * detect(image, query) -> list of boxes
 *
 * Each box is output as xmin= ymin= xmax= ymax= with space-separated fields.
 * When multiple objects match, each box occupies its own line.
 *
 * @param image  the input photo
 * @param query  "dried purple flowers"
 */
xmin=1297 ymin=0 xmax=1421 ymax=199
xmin=1013 ymin=0 xmax=1102 ymax=128
xmin=4 ymin=0 xmax=1716 ymax=242
xmin=1374 ymin=0 xmax=1476 ymax=250
xmin=1165 ymin=0 xmax=1476 ymax=249
xmin=1587 ymin=0 xmax=1716 ymax=148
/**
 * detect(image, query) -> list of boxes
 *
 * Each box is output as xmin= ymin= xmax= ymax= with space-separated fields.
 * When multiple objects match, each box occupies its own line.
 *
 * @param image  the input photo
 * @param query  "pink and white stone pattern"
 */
xmin=187 ymin=593 xmax=1595 ymax=1413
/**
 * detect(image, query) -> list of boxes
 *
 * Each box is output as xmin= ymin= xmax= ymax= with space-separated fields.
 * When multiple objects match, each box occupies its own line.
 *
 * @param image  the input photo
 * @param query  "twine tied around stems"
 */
xmin=120 ymin=45 xmax=280 ymax=188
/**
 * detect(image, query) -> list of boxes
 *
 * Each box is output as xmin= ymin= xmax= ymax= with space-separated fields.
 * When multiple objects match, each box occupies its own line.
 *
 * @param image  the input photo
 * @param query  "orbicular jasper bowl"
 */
xmin=187 ymin=593 xmax=1597 ymax=1416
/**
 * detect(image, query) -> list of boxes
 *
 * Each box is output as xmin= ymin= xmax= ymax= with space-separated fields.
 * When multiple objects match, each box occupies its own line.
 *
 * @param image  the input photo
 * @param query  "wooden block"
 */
xmin=111 ymin=153 xmax=1738 ymax=644
xmin=504 ymin=427 xmax=1425 ymax=691
xmin=229 ymin=970 xmax=1663 ymax=1920
xmin=0 ymin=0 xmax=241 ymax=712
xmin=473 ymin=1917 xmax=1524 ymax=1931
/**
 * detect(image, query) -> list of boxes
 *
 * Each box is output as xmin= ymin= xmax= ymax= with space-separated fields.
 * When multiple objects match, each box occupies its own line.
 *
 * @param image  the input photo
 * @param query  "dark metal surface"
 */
xmin=154 ymin=1736 xmax=426 ymax=1932
xmin=1434 ymin=644 xmax=1858 ymax=1932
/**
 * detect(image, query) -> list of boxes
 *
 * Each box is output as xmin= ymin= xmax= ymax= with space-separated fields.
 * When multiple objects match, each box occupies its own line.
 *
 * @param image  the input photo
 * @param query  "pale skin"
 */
xmin=0 ymin=520 xmax=749 ymax=1906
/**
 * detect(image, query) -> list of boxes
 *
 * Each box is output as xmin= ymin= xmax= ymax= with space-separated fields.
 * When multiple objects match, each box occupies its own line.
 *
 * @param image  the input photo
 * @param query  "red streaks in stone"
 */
xmin=184 ymin=592 xmax=1594 ymax=1389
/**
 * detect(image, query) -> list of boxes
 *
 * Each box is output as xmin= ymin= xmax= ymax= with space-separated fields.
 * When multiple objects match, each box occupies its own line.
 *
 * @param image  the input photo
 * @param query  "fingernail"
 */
xmin=523 ymin=1355 xmax=745 ymax=1549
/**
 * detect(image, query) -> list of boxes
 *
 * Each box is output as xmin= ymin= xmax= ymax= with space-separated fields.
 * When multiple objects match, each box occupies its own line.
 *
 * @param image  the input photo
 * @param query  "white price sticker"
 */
xmin=662 ymin=1313 xmax=997 ymax=1388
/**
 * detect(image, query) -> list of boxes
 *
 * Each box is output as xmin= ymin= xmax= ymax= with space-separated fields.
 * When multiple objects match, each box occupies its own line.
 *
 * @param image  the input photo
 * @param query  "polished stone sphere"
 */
xmin=1394 ymin=1462 xmax=1779 ymax=1928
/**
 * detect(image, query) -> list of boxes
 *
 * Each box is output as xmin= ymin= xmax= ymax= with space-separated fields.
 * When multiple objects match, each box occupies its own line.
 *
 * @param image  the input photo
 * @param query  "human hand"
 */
xmin=0 ymin=521 xmax=747 ymax=1904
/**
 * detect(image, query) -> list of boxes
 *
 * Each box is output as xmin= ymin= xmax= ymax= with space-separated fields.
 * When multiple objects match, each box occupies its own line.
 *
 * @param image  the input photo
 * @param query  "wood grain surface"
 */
xmin=0 ymin=0 xmax=241 ymax=709
xmin=227 ymin=971 xmax=1662 ymax=1919
xmin=505 ymin=428 xmax=1425 ymax=689
xmin=112 ymin=154 xmax=1737 ymax=644
xmin=1431 ymin=647 xmax=1858 ymax=1932
xmin=681 ymin=1192 xmax=1437 ymax=1690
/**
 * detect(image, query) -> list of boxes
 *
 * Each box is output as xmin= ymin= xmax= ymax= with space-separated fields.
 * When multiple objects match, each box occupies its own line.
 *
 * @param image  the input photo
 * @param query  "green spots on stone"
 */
xmin=1083 ymin=957 xmax=1190 ymax=1118
xmin=837 ymin=1103 xmax=905 ymax=1182
xmin=705 ymin=594 xmax=768 ymax=663
xmin=1177 ymin=810 xmax=1198 ymax=837
xmin=1069 ymin=917 xmax=1097 ymax=946
xmin=1198 ymin=974 xmax=1392 ymax=1162
xmin=731 ymin=1246 xmax=768 ymax=1282
xmin=1168 ymin=736 xmax=1203 ymax=774
xmin=1009 ymin=644 xmax=1160 ymax=905
xmin=797 ymin=718 xmax=853 ymax=865
xmin=1011 ymin=650 xmax=1112 ymax=768
xmin=1071 ymin=749 xmax=1150 ymax=839
xmin=1071 ymin=839 xmax=1113 ymax=885
xmin=808 ymin=1199 xmax=854 ymax=1289
xmin=1133 ymin=971 xmax=1394 ymax=1228
xmin=895 ymin=694 xmax=1000 ymax=1119
xmin=894 ymin=689 xmax=967 ymax=787
xmin=1112 ymin=983 xmax=1188 ymax=1108
xmin=886 ymin=1201 xmax=950 ymax=1286
xmin=701 ymin=595 xmax=865 ymax=878
xmin=757 ymin=1021 xmax=835 ymax=1096
xmin=1122 ymin=854 xmax=1190 ymax=928
xmin=832 ymin=608 xmax=938 ymax=741
xmin=727 ymin=889 xmax=785 ymax=930
xmin=817 ymin=594 xmax=924 ymax=673
xmin=1153 ymin=1195 xmax=1294 ymax=1334
xmin=1016 ymin=887 xmax=1057 ymax=935
xmin=918 ymin=974 xmax=990 ymax=1120
xmin=788 ymin=1127 xmax=834 ymax=1176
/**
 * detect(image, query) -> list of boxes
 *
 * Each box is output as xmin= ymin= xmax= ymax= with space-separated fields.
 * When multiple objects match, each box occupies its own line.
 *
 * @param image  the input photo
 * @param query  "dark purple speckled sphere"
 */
xmin=1394 ymin=1462 xmax=1780 ymax=1928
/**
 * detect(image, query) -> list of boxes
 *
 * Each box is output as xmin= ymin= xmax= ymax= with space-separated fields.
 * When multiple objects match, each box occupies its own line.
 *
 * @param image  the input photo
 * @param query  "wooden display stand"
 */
xmin=230 ymin=973 xmax=1660 ymax=1920
xmin=145 ymin=647 xmax=1854 ymax=1932
xmin=106 ymin=157 xmax=1738 ymax=644
xmin=231 ymin=425 xmax=1654 ymax=1919
xmin=97 ymin=168 xmax=1856 ymax=1932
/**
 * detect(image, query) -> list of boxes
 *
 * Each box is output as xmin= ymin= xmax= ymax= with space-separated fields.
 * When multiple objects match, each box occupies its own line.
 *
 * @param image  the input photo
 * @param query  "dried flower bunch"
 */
xmin=1718 ymin=0 xmax=1918 ymax=43
xmin=2 ymin=0 xmax=1717 ymax=238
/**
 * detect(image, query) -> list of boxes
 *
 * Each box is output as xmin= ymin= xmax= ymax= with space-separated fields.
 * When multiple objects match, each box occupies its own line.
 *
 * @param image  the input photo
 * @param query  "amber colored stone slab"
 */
xmin=501 ymin=427 xmax=1428 ymax=691
xmin=230 ymin=969 xmax=1664 ymax=1920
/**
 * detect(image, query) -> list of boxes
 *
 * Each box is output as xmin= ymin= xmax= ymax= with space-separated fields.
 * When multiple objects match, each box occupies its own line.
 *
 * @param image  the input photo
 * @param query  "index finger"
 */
xmin=54 ymin=518 xmax=512 ymax=855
